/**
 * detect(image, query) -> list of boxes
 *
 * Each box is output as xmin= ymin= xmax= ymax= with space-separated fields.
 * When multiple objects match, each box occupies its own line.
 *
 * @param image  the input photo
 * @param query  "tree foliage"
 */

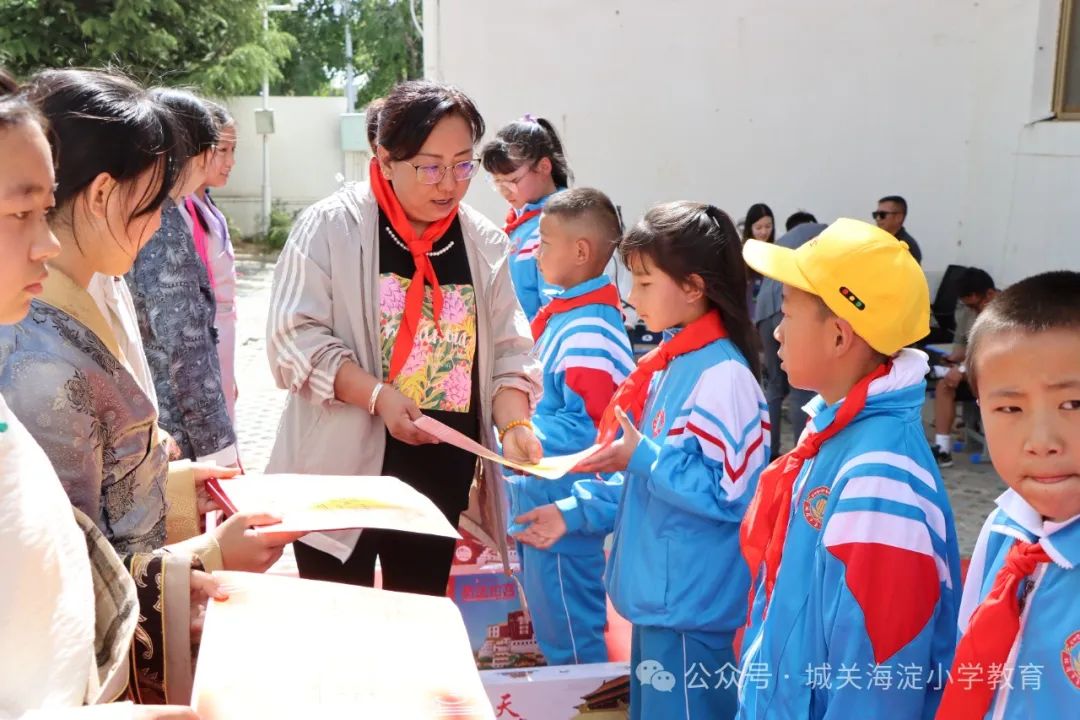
xmin=0 ymin=0 xmax=294 ymax=95
xmin=273 ymin=0 xmax=423 ymax=103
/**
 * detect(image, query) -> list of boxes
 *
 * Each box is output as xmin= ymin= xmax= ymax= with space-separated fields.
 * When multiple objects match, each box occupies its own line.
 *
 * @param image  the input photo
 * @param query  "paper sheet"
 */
xmin=193 ymin=572 xmax=494 ymax=719
xmin=413 ymin=415 xmax=599 ymax=480
xmin=208 ymin=473 xmax=460 ymax=538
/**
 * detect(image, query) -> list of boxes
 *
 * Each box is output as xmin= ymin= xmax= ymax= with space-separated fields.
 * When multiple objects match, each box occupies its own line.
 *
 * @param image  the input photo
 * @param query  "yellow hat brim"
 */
xmin=742 ymin=239 xmax=816 ymax=295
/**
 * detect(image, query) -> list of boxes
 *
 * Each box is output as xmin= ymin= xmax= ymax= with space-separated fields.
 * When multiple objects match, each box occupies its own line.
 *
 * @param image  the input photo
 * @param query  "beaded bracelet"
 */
xmin=498 ymin=419 xmax=532 ymax=444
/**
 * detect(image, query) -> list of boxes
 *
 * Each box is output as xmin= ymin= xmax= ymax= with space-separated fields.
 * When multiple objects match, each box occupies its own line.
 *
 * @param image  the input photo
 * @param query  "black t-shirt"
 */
xmin=377 ymin=210 xmax=481 ymax=518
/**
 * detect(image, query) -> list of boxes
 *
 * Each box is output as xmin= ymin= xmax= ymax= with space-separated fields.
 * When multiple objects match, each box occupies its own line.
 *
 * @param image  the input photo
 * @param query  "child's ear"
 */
xmin=683 ymin=273 xmax=706 ymax=302
xmin=575 ymin=237 xmax=590 ymax=265
xmin=536 ymin=157 xmax=553 ymax=176
xmin=832 ymin=317 xmax=857 ymax=354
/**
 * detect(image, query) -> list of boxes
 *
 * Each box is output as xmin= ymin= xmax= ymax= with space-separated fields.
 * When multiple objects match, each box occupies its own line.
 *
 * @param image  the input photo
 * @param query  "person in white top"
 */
xmin=178 ymin=102 xmax=239 ymax=422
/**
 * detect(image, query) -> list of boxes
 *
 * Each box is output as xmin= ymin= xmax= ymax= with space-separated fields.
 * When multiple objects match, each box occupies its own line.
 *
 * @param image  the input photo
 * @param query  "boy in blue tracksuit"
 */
xmin=738 ymin=219 xmax=963 ymax=719
xmin=507 ymin=188 xmax=634 ymax=665
xmin=520 ymin=201 xmax=771 ymax=718
xmin=936 ymin=271 xmax=1080 ymax=719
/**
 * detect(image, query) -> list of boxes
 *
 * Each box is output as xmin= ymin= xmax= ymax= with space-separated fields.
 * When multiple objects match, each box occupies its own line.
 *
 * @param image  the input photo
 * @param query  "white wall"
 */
xmin=212 ymin=96 xmax=372 ymax=237
xmin=424 ymin=0 xmax=1080 ymax=286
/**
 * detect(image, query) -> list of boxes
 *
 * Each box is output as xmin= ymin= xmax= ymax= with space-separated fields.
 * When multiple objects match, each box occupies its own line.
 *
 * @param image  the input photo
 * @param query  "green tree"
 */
xmin=0 ymin=0 xmax=294 ymax=95
xmin=273 ymin=0 xmax=422 ymax=103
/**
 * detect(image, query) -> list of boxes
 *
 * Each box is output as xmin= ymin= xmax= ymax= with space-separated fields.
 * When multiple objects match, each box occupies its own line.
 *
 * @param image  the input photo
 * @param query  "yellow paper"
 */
xmin=193 ymin=572 xmax=494 ymax=719
xmin=413 ymin=415 xmax=600 ymax=479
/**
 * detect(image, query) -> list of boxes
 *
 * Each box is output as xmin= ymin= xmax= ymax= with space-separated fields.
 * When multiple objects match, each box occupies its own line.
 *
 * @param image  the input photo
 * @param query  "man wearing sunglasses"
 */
xmin=872 ymin=195 xmax=923 ymax=264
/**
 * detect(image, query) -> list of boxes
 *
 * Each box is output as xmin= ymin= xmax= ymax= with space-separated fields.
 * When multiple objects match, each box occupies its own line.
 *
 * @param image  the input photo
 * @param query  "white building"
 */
xmin=423 ymin=0 xmax=1080 ymax=287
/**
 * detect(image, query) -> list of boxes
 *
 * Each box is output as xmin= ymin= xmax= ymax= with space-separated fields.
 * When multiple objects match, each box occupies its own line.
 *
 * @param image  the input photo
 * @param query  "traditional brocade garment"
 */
xmin=1 ymin=391 xmax=199 ymax=712
xmin=0 ymin=270 xmax=168 ymax=555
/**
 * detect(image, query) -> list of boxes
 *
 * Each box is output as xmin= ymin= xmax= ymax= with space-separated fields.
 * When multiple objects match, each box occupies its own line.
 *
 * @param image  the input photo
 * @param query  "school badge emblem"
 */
xmin=1062 ymin=630 xmax=1080 ymax=689
xmin=651 ymin=409 xmax=667 ymax=438
xmin=802 ymin=486 xmax=830 ymax=530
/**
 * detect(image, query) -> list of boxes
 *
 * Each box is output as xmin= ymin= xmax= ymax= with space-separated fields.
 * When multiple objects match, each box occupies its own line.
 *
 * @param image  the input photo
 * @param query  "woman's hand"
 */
xmin=502 ymin=424 xmax=543 ymax=465
xmin=574 ymin=407 xmax=641 ymax=474
xmin=513 ymin=503 xmax=567 ymax=550
xmin=189 ymin=463 xmax=240 ymax=515
xmin=189 ymin=569 xmax=227 ymax=645
xmin=160 ymin=427 xmax=182 ymax=461
xmin=213 ymin=512 xmax=306 ymax=573
xmin=374 ymin=386 xmax=439 ymax=446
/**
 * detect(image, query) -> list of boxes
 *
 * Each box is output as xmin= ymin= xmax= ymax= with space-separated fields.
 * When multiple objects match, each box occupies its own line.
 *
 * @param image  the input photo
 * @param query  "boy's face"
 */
xmin=975 ymin=328 xmax=1080 ymax=522
xmin=536 ymin=213 xmax=580 ymax=288
xmin=775 ymin=286 xmax=835 ymax=392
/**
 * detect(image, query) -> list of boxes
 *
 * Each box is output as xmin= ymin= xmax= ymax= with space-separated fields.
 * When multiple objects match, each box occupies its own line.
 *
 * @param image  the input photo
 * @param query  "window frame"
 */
xmin=1054 ymin=0 xmax=1080 ymax=118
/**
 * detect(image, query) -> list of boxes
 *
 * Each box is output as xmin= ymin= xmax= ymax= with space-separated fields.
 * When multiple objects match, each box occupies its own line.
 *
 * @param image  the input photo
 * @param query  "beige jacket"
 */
xmin=265 ymin=183 xmax=542 ymax=567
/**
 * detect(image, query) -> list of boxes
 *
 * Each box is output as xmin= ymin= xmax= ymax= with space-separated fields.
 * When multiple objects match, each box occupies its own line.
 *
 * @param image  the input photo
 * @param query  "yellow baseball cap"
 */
xmin=743 ymin=218 xmax=929 ymax=355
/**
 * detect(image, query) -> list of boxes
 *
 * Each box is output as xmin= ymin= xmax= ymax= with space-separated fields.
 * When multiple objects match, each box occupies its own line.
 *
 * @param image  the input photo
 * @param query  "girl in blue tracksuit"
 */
xmin=521 ymin=202 xmax=769 ymax=719
xmin=480 ymin=115 xmax=571 ymax=320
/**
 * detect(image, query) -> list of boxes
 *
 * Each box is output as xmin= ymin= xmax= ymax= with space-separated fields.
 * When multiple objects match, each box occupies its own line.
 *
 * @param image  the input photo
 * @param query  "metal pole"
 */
xmin=344 ymin=0 xmax=355 ymax=114
xmin=261 ymin=4 xmax=272 ymax=237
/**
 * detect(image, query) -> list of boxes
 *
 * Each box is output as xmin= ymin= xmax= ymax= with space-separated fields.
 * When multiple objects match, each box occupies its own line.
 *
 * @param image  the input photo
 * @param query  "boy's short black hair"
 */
xmin=967 ymin=270 xmax=1080 ymax=391
xmin=785 ymin=210 xmax=817 ymax=232
xmin=955 ymin=267 xmax=996 ymax=298
xmin=542 ymin=187 xmax=622 ymax=244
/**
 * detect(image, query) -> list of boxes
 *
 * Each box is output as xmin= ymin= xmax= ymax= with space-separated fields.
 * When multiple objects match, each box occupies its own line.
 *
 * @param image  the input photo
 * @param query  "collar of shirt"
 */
xmin=554 ymin=274 xmax=613 ymax=301
xmin=994 ymin=488 xmax=1080 ymax=569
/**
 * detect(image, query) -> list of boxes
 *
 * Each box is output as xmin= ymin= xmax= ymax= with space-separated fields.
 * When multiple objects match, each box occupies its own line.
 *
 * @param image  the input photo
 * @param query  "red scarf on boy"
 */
xmin=370 ymin=158 xmax=459 ymax=381
xmin=530 ymin=283 xmax=621 ymax=341
xmin=740 ymin=361 xmax=891 ymax=618
xmin=595 ymin=310 xmax=727 ymax=444
xmin=935 ymin=539 xmax=1052 ymax=719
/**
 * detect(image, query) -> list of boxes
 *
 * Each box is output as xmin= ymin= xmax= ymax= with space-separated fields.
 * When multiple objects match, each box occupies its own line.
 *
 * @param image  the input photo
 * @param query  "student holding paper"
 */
xmin=267 ymin=80 xmax=542 ymax=596
xmin=505 ymin=188 xmax=633 ymax=665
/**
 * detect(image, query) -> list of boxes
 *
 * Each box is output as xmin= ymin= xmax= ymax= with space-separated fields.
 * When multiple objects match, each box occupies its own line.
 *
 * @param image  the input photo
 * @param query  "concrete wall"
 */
xmin=424 ymin=0 xmax=1080 ymax=286
xmin=212 ymin=96 xmax=372 ymax=237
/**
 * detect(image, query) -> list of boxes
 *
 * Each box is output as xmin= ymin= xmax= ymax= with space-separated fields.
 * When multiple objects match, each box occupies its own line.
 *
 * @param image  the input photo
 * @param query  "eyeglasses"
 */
xmin=872 ymin=210 xmax=902 ymax=220
xmin=488 ymin=163 xmax=537 ymax=191
xmin=403 ymin=158 xmax=481 ymax=185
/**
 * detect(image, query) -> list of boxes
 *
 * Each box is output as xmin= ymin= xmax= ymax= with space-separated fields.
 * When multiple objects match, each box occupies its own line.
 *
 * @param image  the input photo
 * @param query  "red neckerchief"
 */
xmin=369 ymin=157 xmax=459 ymax=380
xmin=596 ymin=310 xmax=727 ymax=444
xmin=739 ymin=362 xmax=891 ymax=620
xmin=530 ymin=283 xmax=621 ymax=342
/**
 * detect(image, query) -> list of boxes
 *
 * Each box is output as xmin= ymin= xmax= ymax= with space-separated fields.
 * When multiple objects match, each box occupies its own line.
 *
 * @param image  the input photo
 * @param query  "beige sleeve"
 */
xmin=265 ymin=202 xmax=359 ymax=406
xmin=164 ymin=459 xmax=199 ymax=544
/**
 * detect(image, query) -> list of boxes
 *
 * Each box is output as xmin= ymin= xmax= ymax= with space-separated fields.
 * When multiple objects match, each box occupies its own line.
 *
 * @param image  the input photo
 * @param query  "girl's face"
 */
xmin=752 ymin=215 xmax=774 ymax=242
xmin=205 ymin=125 xmax=237 ymax=188
xmin=626 ymin=251 xmax=706 ymax=333
xmin=378 ymin=113 xmax=475 ymax=227
xmin=490 ymin=156 xmax=553 ymax=210
xmin=0 ymin=121 xmax=61 ymax=323
xmin=172 ymin=149 xmax=214 ymax=199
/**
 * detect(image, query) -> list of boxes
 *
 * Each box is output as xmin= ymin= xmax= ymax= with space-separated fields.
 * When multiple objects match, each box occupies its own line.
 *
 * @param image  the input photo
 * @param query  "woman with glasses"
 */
xmin=267 ymin=80 xmax=542 ymax=595
xmin=481 ymin=115 xmax=572 ymax=321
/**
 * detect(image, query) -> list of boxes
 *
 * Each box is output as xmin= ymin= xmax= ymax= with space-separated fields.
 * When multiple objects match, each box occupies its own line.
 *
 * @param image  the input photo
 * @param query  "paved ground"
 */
xmin=232 ymin=252 xmax=1004 ymax=557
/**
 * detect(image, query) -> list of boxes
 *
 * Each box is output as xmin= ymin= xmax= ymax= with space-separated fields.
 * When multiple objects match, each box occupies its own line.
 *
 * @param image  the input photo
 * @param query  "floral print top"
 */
xmin=377 ymin=211 xmax=481 ymax=516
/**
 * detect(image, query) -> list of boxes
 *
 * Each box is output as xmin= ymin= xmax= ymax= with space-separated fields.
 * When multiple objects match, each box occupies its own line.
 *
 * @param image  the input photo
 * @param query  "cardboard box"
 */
xmin=481 ymin=662 xmax=631 ymax=720
xmin=448 ymin=570 xmax=545 ymax=670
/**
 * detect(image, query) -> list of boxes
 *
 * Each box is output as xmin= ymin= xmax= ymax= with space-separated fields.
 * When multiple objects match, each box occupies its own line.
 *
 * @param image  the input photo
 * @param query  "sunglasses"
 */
xmin=872 ymin=210 xmax=901 ymax=220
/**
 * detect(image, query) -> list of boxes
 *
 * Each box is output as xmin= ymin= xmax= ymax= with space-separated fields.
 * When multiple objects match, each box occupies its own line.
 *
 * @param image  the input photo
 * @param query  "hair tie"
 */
xmin=521 ymin=113 xmax=537 ymax=123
